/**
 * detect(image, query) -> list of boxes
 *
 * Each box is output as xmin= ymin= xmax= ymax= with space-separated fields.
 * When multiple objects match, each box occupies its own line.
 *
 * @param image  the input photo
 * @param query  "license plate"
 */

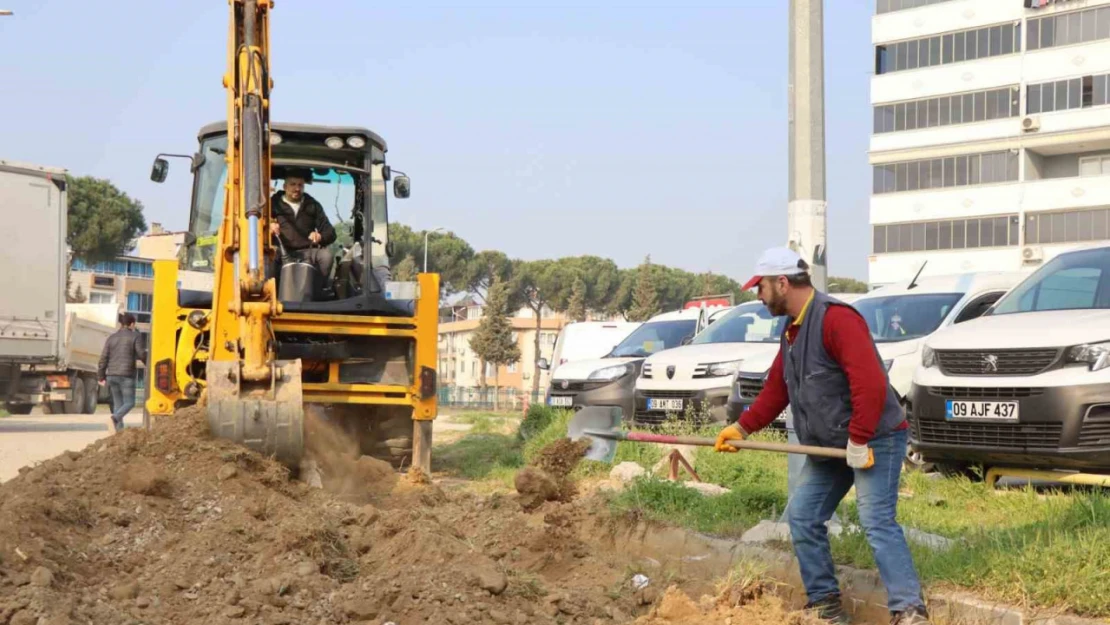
xmin=549 ymin=395 xmax=574 ymax=407
xmin=49 ymin=392 xmax=68 ymax=401
xmin=945 ymin=400 xmax=1019 ymax=421
xmin=647 ymin=398 xmax=683 ymax=411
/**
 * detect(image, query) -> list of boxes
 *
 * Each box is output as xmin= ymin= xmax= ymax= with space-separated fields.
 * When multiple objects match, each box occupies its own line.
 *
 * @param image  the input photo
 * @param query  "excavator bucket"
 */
xmin=205 ymin=359 xmax=305 ymax=468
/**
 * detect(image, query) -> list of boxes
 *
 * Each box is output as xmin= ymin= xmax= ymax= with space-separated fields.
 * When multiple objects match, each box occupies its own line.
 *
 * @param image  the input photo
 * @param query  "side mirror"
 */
xmin=393 ymin=174 xmax=411 ymax=199
xmin=150 ymin=158 xmax=169 ymax=183
xmin=537 ymin=358 xmax=550 ymax=371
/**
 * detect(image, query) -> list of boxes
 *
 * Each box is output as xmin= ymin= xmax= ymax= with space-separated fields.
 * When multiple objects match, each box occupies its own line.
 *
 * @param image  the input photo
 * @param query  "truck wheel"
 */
xmin=64 ymin=377 xmax=87 ymax=415
xmin=3 ymin=403 xmax=33 ymax=415
xmin=83 ymin=377 xmax=99 ymax=414
xmin=42 ymin=401 xmax=64 ymax=415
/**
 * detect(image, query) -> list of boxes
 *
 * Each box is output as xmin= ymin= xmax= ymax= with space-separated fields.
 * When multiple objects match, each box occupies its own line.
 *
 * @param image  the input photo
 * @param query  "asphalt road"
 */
xmin=0 ymin=408 xmax=138 ymax=482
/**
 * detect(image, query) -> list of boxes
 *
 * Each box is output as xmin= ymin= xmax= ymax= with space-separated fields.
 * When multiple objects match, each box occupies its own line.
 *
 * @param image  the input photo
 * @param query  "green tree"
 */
xmin=393 ymin=255 xmax=417 ymax=281
xmin=516 ymin=259 xmax=578 ymax=396
xmin=386 ymin=224 xmax=474 ymax=295
xmin=66 ymin=175 xmax=146 ymax=263
xmin=467 ymin=250 xmax=516 ymax=305
xmin=829 ymin=276 xmax=870 ymax=293
xmin=627 ymin=256 xmax=660 ymax=322
xmin=566 ymin=276 xmax=587 ymax=322
xmin=468 ymin=276 xmax=521 ymax=410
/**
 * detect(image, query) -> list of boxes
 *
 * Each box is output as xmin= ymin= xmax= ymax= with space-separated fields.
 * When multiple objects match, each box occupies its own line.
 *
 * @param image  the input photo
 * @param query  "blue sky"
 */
xmin=0 ymin=0 xmax=876 ymax=281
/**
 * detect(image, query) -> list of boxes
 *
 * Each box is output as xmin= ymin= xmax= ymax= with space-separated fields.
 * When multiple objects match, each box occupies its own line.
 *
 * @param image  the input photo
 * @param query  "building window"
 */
xmin=126 ymin=292 xmax=153 ymax=313
xmin=875 ymin=22 xmax=1020 ymax=75
xmin=1079 ymin=154 xmax=1110 ymax=177
xmin=70 ymin=258 xmax=153 ymax=278
xmin=873 ymin=150 xmax=1018 ymax=194
xmin=507 ymin=362 xmax=517 ymax=374
xmin=1026 ymin=207 xmax=1110 ymax=245
xmin=88 ymin=292 xmax=116 ymax=304
xmin=1027 ymin=6 xmax=1110 ymax=52
xmin=873 ymin=215 xmax=1019 ymax=254
xmin=874 ymin=87 xmax=1019 ymax=134
xmin=92 ymin=276 xmax=116 ymax=288
xmin=1027 ymin=73 xmax=1110 ymax=114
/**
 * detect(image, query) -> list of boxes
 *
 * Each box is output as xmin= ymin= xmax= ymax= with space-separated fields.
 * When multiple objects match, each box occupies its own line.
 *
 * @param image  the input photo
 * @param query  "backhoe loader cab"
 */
xmin=144 ymin=121 xmax=439 ymax=474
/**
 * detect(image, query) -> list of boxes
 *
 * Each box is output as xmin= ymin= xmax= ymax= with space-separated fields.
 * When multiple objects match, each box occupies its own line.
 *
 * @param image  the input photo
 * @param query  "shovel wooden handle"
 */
xmin=583 ymin=429 xmax=848 ymax=459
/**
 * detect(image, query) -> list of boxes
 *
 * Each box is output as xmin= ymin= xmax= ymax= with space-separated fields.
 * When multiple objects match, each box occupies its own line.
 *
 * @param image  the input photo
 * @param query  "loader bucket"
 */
xmin=205 ymin=359 xmax=305 ymax=468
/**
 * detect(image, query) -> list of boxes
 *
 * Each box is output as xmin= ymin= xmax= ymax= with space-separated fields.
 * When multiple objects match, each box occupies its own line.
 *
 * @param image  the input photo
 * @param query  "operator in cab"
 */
xmin=269 ymin=172 xmax=337 ymax=279
xmin=714 ymin=247 xmax=930 ymax=625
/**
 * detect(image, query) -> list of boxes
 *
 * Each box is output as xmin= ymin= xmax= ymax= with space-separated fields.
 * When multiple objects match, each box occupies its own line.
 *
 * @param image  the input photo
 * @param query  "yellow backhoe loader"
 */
xmin=143 ymin=0 xmax=439 ymax=474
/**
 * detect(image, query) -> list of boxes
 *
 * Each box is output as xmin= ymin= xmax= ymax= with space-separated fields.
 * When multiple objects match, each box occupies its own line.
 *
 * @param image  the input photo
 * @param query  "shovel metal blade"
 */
xmin=568 ymin=406 xmax=622 ymax=463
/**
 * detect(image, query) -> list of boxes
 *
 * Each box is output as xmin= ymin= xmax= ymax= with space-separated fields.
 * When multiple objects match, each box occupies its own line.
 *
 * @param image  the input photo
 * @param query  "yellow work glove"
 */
xmin=714 ymin=424 xmax=746 ymax=453
xmin=846 ymin=440 xmax=874 ymax=469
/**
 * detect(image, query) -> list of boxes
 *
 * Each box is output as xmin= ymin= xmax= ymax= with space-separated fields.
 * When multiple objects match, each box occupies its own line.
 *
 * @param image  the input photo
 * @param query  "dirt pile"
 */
xmin=514 ymin=437 xmax=591 ymax=511
xmin=631 ymin=584 xmax=824 ymax=625
xmin=0 ymin=408 xmax=812 ymax=625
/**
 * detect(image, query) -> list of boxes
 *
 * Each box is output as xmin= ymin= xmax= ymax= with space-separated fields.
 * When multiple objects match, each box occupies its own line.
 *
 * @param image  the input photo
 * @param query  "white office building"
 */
xmin=869 ymin=0 xmax=1110 ymax=287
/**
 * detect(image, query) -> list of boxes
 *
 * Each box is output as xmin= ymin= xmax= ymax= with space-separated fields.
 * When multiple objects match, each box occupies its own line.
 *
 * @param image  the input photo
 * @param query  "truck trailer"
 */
xmin=1 ymin=159 xmax=117 ymax=415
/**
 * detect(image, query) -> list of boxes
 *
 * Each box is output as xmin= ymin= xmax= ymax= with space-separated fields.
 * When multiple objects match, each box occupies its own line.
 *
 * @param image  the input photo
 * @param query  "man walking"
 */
xmin=714 ymin=247 xmax=930 ymax=625
xmin=97 ymin=313 xmax=146 ymax=433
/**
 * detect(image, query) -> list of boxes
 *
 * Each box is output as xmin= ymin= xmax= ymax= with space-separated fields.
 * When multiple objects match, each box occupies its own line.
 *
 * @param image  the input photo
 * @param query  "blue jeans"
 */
xmin=786 ymin=428 xmax=924 ymax=612
xmin=106 ymin=375 xmax=135 ymax=431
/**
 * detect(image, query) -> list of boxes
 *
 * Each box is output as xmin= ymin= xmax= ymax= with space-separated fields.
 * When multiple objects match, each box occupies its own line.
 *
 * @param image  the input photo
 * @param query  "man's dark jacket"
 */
xmin=271 ymin=191 xmax=337 ymax=250
xmin=98 ymin=328 xmax=147 ymax=379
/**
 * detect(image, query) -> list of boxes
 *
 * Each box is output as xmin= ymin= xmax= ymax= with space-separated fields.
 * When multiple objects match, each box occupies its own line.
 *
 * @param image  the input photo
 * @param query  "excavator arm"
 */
xmin=205 ymin=0 xmax=304 ymax=467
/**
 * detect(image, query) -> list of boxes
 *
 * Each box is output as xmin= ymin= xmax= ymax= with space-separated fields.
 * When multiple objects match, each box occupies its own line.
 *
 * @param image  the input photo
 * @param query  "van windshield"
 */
xmin=690 ymin=302 xmax=787 ymax=344
xmin=608 ymin=320 xmax=697 ymax=357
xmin=990 ymin=247 xmax=1110 ymax=315
xmin=854 ymin=293 xmax=962 ymax=342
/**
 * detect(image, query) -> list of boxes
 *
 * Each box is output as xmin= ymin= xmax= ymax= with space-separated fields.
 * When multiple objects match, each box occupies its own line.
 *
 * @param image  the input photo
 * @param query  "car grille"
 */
xmin=551 ymin=380 xmax=609 ymax=392
xmin=1078 ymin=406 xmax=1110 ymax=448
xmin=736 ymin=377 xmax=765 ymax=401
xmin=936 ymin=349 xmax=1059 ymax=376
xmin=927 ymin=387 xmax=1044 ymax=399
xmin=913 ymin=420 xmax=1062 ymax=450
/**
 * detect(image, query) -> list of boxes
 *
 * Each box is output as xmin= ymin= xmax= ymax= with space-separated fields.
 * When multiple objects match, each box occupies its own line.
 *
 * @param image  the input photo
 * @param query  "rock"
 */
xmin=682 ymin=481 xmax=730 ymax=497
xmin=10 ymin=610 xmax=36 ymax=625
xmin=225 ymin=587 xmax=242 ymax=606
xmin=344 ymin=599 xmax=378 ymax=620
xmin=489 ymin=609 xmax=512 ymax=624
xmin=475 ymin=568 xmax=507 ymax=596
xmin=224 ymin=605 xmax=247 ymax=619
xmin=30 ymin=566 xmax=54 ymax=587
xmin=57 ymin=455 xmax=76 ymax=470
xmin=295 ymin=561 xmax=317 ymax=577
xmin=609 ymin=462 xmax=646 ymax=483
xmin=174 ymin=579 xmax=191 ymax=590
xmin=136 ymin=597 xmax=151 ymax=609
xmin=218 ymin=464 xmax=238 ymax=481
xmin=9 ymin=572 xmax=30 ymax=587
xmin=110 ymin=581 xmax=140 ymax=600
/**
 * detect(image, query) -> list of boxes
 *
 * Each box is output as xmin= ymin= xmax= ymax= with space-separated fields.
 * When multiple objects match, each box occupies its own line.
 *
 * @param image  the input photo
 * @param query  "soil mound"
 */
xmin=514 ymin=437 xmax=591 ymax=511
xmin=0 ymin=407 xmax=812 ymax=625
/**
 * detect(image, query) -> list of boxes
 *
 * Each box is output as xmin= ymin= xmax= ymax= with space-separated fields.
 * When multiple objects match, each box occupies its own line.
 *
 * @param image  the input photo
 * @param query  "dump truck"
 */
xmin=143 ymin=0 xmax=439 ymax=474
xmin=0 ymin=160 xmax=119 ymax=415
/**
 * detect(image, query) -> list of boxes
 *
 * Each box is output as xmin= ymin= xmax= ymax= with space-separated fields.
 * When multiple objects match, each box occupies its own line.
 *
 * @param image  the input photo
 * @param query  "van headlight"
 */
xmin=588 ymin=363 xmax=632 ymax=381
xmin=921 ymin=347 xmax=937 ymax=369
xmin=706 ymin=360 xmax=743 ymax=377
xmin=1066 ymin=341 xmax=1110 ymax=372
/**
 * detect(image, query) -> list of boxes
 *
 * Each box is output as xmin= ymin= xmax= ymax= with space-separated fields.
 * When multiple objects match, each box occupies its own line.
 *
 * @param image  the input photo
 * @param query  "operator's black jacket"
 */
xmin=271 ymin=191 xmax=337 ymax=250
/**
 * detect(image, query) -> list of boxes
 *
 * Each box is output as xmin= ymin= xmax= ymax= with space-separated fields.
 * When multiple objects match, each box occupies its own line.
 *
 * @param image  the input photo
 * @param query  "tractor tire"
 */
xmin=362 ymin=409 xmax=415 ymax=469
xmin=3 ymin=403 xmax=33 ymax=415
xmin=64 ymin=377 xmax=87 ymax=415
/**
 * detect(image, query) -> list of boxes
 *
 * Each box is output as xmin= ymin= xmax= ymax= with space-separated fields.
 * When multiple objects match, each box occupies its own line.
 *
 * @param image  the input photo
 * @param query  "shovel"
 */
xmin=567 ymin=406 xmax=848 ymax=464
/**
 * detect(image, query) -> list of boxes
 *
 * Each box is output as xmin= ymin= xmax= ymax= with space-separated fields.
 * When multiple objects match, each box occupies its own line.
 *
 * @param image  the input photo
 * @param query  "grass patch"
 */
xmin=432 ymin=433 xmax=524 ymax=481
xmin=451 ymin=412 xmax=520 ymax=435
xmin=608 ymin=477 xmax=785 ymax=537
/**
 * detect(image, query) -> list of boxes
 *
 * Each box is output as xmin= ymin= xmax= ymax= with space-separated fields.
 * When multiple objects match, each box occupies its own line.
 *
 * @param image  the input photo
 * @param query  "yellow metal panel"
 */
xmin=145 ymin=259 xmax=184 ymax=416
xmin=301 ymin=392 xmax=413 ymax=406
xmin=303 ymin=383 xmax=411 ymax=395
xmin=412 ymin=273 xmax=440 ymax=421
xmin=271 ymin=320 xmax=416 ymax=338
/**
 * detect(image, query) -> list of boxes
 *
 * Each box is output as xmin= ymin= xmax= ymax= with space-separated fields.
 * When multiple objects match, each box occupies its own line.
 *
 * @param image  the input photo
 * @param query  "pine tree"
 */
xmin=566 ymin=276 xmax=587 ymax=322
xmin=627 ymin=256 xmax=660 ymax=322
xmin=468 ymin=276 xmax=521 ymax=411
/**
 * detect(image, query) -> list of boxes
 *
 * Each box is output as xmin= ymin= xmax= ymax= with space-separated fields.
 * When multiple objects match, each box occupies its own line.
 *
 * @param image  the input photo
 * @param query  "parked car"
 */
xmin=910 ymin=245 xmax=1110 ymax=474
xmin=547 ymin=320 xmax=641 ymax=377
xmin=542 ymin=307 xmax=721 ymax=421
xmin=632 ymin=301 xmax=786 ymax=426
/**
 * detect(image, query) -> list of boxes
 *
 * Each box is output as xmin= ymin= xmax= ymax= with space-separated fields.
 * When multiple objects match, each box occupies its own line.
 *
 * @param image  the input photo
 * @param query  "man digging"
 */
xmin=714 ymin=247 xmax=930 ymax=625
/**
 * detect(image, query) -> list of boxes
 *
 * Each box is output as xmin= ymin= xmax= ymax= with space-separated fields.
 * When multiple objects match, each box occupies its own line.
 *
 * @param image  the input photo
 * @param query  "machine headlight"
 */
xmin=346 ymin=135 xmax=366 ymax=149
xmin=921 ymin=346 xmax=937 ymax=369
xmin=588 ymin=364 xmax=632 ymax=381
xmin=1066 ymin=341 xmax=1110 ymax=372
xmin=883 ymin=359 xmax=894 ymax=372
xmin=269 ymin=131 xmax=283 ymax=145
xmin=324 ymin=136 xmax=344 ymax=149
xmin=706 ymin=360 xmax=743 ymax=378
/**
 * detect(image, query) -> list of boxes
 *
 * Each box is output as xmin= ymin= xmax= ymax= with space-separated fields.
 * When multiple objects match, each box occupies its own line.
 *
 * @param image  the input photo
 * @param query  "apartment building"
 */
xmin=869 ymin=0 xmax=1110 ymax=286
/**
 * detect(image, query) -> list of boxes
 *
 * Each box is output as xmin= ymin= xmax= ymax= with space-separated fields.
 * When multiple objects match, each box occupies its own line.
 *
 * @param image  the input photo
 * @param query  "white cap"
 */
xmin=741 ymin=246 xmax=806 ymax=290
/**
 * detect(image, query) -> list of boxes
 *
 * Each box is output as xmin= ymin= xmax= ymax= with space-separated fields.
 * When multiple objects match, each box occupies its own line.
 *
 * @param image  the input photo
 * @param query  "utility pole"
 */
xmin=782 ymin=0 xmax=834 ymax=524
xmin=787 ymin=0 xmax=827 ymax=293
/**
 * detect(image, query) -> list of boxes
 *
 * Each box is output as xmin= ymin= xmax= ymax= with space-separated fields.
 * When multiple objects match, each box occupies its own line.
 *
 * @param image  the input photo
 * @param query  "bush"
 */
xmin=518 ymin=404 xmax=559 ymax=441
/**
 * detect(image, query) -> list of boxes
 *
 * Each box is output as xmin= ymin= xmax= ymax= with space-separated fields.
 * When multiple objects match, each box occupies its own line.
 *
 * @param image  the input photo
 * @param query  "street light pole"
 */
xmin=423 ymin=227 xmax=446 ymax=273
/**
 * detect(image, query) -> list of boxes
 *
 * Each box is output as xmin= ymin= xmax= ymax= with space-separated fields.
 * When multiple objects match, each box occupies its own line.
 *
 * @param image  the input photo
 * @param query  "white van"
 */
xmin=911 ymin=245 xmax=1110 ymax=474
xmin=547 ymin=321 xmax=640 ymax=376
xmin=542 ymin=307 xmax=722 ymax=422
xmin=725 ymin=275 xmax=1025 ymax=465
xmin=632 ymin=301 xmax=785 ymax=426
